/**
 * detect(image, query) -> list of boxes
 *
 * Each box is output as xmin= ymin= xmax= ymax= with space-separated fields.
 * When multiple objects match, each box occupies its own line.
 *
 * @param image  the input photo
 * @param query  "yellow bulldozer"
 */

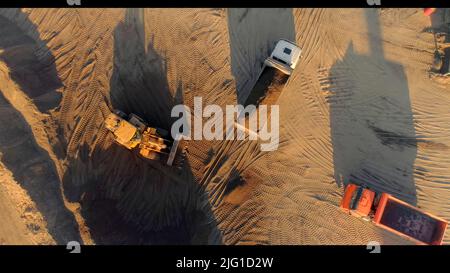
xmin=104 ymin=110 xmax=180 ymax=166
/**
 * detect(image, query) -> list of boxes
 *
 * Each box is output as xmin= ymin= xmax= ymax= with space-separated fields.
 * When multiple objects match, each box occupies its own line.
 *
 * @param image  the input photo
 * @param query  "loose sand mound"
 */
xmin=0 ymin=8 xmax=448 ymax=245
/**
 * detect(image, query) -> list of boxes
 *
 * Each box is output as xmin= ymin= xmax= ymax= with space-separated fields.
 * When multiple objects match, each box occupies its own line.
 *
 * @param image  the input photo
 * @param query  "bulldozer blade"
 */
xmin=167 ymin=135 xmax=181 ymax=166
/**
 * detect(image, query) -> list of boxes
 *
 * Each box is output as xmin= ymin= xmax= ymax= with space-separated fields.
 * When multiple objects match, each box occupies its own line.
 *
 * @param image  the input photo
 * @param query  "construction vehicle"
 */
xmin=341 ymin=183 xmax=448 ymax=245
xmin=430 ymin=32 xmax=450 ymax=76
xmin=235 ymin=39 xmax=301 ymax=135
xmin=243 ymin=39 xmax=302 ymax=109
xmin=104 ymin=110 xmax=180 ymax=166
xmin=425 ymin=8 xmax=450 ymax=76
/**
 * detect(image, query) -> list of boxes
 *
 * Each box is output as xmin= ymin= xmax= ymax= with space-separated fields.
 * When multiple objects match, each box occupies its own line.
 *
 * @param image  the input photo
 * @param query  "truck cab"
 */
xmin=267 ymin=39 xmax=302 ymax=75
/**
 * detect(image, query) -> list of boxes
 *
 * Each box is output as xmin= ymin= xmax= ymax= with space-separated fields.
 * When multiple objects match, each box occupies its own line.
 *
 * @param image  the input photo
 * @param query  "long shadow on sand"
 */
xmin=328 ymin=9 xmax=418 ymax=205
xmin=227 ymin=8 xmax=296 ymax=105
xmin=63 ymin=8 xmax=222 ymax=244
xmin=0 ymin=14 xmax=62 ymax=113
xmin=0 ymin=12 xmax=81 ymax=244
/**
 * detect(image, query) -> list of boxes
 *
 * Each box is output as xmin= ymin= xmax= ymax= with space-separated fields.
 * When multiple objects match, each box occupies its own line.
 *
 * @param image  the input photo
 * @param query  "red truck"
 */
xmin=340 ymin=183 xmax=448 ymax=245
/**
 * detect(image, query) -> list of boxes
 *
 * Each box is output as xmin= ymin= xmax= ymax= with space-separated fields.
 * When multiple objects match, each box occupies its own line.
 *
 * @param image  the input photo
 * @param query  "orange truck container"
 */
xmin=424 ymin=8 xmax=437 ymax=16
xmin=341 ymin=183 xmax=448 ymax=245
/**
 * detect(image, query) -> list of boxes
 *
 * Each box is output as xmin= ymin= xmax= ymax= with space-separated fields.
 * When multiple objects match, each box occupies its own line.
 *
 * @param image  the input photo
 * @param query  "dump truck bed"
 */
xmin=243 ymin=65 xmax=289 ymax=108
xmin=374 ymin=194 xmax=448 ymax=245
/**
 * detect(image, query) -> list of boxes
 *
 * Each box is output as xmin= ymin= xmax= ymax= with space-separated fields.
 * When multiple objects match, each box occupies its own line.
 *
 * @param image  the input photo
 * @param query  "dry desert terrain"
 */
xmin=0 ymin=8 xmax=449 ymax=245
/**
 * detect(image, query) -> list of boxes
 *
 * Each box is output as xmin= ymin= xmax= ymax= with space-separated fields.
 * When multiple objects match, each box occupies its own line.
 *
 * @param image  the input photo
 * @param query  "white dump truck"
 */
xmin=243 ymin=39 xmax=302 ymax=108
xmin=235 ymin=39 xmax=302 ymax=135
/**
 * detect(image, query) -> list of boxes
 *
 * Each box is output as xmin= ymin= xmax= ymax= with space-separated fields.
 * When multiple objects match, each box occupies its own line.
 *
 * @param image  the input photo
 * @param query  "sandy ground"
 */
xmin=0 ymin=8 xmax=449 ymax=245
